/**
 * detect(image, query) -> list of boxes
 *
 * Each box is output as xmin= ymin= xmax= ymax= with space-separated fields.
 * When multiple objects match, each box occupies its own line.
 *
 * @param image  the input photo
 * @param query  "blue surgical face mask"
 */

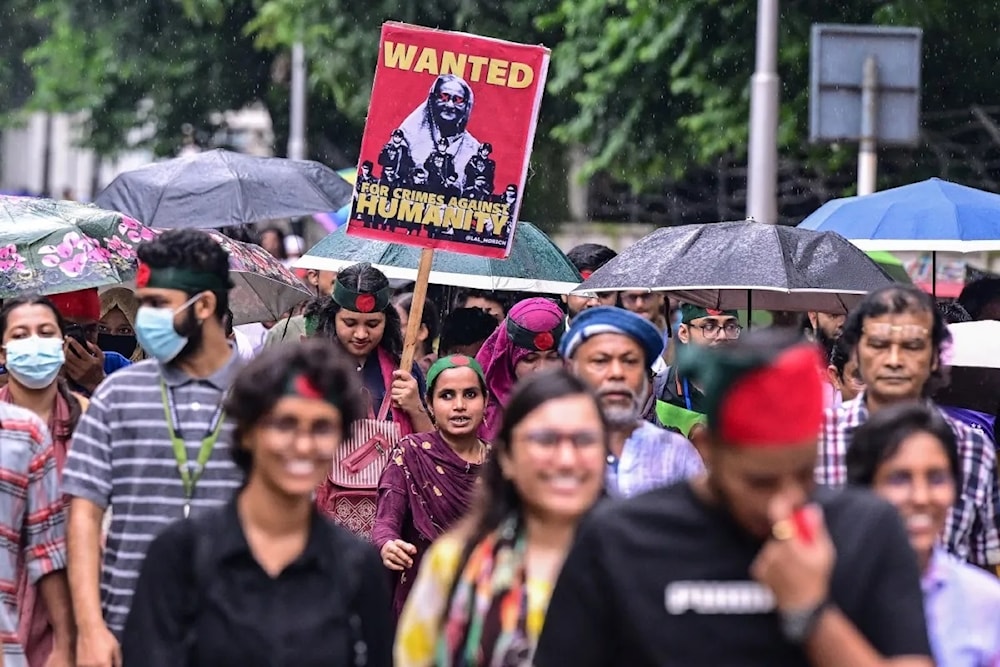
xmin=4 ymin=336 xmax=66 ymax=389
xmin=135 ymin=294 xmax=201 ymax=364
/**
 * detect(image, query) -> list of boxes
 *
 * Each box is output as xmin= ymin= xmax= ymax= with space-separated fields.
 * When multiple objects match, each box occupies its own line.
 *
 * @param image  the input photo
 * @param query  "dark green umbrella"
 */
xmin=866 ymin=251 xmax=912 ymax=284
xmin=0 ymin=196 xmax=152 ymax=297
xmin=295 ymin=222 xmax=582 ymax=294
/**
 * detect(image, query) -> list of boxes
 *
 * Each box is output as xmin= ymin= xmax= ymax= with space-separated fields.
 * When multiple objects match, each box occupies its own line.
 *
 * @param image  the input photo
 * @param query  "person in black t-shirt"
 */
xmin=535 ymin=330 xmax=932 ymax=667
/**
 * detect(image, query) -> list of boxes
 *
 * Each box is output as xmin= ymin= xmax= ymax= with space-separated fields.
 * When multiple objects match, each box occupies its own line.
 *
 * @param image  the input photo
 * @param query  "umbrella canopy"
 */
xmin=945 ymin=321 xmax=1000 ymax=369
xmin=95 ymin=149 xmax=354 ymax=230
xmin=0 ymin=196 xmax=152 ymax=297
xmin=575 ymin=220 xmax=894 ymax=313
xmin=142 ymin=229 xmax=313 ymax=325
xmin=865 ymin=250 xmax=912 ymax=284
xmin=798 ymin=178 xmax=1000 ymax=253
xmin=294 ymin=222 xmax=581 ymax=294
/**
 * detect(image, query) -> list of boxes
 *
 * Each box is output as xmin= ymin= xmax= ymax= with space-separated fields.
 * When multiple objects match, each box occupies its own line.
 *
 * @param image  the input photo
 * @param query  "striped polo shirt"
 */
xmin=63 ymin=350 xmax=244 ymax=636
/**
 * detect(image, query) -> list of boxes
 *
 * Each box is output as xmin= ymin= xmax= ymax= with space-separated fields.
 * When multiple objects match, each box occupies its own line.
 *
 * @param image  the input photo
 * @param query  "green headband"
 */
xmin=506 ymin=317 xmax=565 ymax=352
xmin=426 ymin=355 xmax=487 ymax=394
xmin=136 ymin=263 xmax=232 ymax=292
xmin=332 ymin=280 xmax=391 ymax=314
xmin=681 ymin=303 xmax=739 ymax=324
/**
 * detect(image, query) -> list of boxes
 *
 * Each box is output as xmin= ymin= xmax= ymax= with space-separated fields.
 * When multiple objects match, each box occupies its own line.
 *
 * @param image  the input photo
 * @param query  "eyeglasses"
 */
xmin=261 ymin=415 xmax=341 ymax=446
xmin=690 ymin=321 xmax=743 ymax=338
xmin=517 ymin=429 xmax=603 ymax=450
xmin=437 ymin=92 xmax=466 ymax=105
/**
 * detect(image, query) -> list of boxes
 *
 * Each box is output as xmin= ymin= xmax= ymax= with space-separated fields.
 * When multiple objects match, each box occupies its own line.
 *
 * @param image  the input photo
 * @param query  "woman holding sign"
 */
xmin=476 ymin=298 xmax=566 ymax=442
xmin=372 ymin=354 xmax=490 ymax=618
xmin=314 ymin=263 xmax=432 ymax=538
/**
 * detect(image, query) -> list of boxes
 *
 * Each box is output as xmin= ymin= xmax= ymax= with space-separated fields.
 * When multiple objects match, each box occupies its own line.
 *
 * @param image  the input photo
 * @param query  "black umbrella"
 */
xmin=94 ymin=149 xmax=354 ymax=229
xmin=575 ymin=220 xmax=894 ymax=314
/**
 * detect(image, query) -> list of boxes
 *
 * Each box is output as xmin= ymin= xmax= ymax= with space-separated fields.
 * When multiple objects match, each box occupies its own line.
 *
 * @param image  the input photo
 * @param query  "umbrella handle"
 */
xmin=400 ymin=248 xmax=435 ymax=373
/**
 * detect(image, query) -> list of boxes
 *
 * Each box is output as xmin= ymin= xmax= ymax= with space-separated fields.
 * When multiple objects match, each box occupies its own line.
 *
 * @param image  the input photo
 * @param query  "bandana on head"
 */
xmin=426 ymin=354 xmax=487 ymax=395
xmin=505 ymin=317 xmax=565 ymax=353
xmin=283 ymin=370 xmax=338 ymax=405
xmin=677 ymin=340 xmax=824 ymax=447
xmin=135 ymin=262 xmax=232 ymax=292
xmin=331 ymin=279 xmax=391 ymax=314
xmin=681 ymin=303 xmax=739 ymax=325
xmin=475 ymin=298 xmax=565 ymax=407
xmin=49 ymin=288 xmax=101 ymax=321
xmin=560 ymin=306 xmax=664 ymax=367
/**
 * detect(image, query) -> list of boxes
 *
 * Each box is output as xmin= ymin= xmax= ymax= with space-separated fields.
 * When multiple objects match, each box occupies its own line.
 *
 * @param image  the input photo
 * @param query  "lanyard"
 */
xmin=682 ymin=378 xmax=693 ymax=411
xmin=160 ymin=379 xmax=226 ymax=517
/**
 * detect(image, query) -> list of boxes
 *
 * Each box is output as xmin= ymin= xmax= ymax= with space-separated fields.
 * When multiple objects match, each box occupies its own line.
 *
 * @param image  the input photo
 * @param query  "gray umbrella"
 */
xmin=94 ymin=149 xmax=353 ymax=229
xmin=575 ymin=220 xmax=894 ymax=314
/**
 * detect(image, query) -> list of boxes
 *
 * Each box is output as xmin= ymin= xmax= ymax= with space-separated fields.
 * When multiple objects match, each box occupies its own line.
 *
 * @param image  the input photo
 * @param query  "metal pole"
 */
xmin=746 ymin=0 xmax=779 ymax=224
xmin=288 ymin=41 xmax=307 ymax=160
xmin=857 ymin=56 xmax=878 ymax=195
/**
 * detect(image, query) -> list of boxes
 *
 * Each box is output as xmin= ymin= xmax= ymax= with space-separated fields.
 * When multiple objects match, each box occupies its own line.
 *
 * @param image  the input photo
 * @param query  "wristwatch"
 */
xmin=780 ymin=600 xmax=830 ymax=644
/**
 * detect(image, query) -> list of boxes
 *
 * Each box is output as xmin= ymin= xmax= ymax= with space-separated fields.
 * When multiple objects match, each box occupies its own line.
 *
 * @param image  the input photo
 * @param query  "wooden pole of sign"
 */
xmin=400 ymin=247 xmax=435 ymax=372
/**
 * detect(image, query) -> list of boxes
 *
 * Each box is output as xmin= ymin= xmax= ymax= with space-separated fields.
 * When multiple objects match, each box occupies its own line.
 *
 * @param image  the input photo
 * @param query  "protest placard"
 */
xmin=347 ymin=22 xmax=549 ymax=259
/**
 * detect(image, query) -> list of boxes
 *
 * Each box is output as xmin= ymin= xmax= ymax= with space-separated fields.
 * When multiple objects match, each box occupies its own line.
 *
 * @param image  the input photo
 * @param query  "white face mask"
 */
xmin=4 ymin=336 xmax=66 ymax=389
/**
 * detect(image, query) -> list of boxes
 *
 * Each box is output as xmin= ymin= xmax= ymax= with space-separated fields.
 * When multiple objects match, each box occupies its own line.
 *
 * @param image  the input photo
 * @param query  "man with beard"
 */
xmin=807 ymin=310 xmax=846 ymax=407
xmin=536 ymin=330 xmax=932 ymax=667
xmin=63 ymin=229 xmax=244 ymax=666
xmin=378 ymin=129 xmax=415 ymax=184
xmin=399 ymin=74 xmax=481 ymax=183
xmin=562 ymin=243 xmax=619 ymax=322
xmin=464 ymin=142 xmax=496 ymax=192
xmin=651 ymin=304 xmax=740 ymax=458
xmin=561 ymin=307 xmax=703 ymax=498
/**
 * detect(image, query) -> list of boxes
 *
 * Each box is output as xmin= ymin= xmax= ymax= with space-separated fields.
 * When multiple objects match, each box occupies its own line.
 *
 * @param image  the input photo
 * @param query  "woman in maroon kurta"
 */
xmin=372 ymin=355 xmax=490 ymax=617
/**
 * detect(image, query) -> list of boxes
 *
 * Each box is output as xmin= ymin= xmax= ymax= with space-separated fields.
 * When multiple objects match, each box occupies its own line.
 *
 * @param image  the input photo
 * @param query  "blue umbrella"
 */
xmin=798 ymin=178 xmax=1000 ymax=253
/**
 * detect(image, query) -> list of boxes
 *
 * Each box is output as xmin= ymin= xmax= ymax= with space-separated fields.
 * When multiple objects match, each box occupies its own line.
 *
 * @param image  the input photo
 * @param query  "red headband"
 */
xmin=717 ymin=345 xmax=824 ymax=447
xmin=48 ymin=288 xmax=101 ymax=321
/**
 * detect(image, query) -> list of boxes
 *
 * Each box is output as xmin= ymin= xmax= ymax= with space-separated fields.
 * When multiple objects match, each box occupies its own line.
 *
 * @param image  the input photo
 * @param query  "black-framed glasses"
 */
xmin=690 ymin=321 xmax=742 ymax=338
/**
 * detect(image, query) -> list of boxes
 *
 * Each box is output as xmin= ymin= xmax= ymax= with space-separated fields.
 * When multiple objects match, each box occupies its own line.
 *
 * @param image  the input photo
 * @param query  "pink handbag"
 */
xmin=316 ymin=390 xmax=400 ymax=540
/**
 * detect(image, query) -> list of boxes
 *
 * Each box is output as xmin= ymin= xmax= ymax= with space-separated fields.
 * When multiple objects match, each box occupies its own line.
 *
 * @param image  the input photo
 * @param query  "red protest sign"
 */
xmin=347 ymin=22 xmax=549 ymax=259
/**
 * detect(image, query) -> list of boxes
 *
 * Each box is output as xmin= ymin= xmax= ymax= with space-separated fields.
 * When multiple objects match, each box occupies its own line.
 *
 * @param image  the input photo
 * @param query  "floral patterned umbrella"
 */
xmin=0 ymin=196 xmax=153 ymax=297
xmin=0 ymin=196 xmax=311 ymax=324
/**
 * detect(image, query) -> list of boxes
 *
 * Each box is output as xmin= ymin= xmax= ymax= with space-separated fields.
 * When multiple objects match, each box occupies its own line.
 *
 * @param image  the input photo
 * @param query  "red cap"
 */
xmin=48 ymin=288 xmax=101 ymax=321
xmin=717 ymin=345 xmax=824 ymax=447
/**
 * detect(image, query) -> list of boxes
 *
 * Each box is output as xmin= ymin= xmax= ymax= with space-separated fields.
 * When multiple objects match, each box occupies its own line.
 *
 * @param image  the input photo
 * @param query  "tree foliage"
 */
xmin=543 ymin=0 xmax=1000 ymax=190
xmin=23 ymin=0 xmax=274 ymax=157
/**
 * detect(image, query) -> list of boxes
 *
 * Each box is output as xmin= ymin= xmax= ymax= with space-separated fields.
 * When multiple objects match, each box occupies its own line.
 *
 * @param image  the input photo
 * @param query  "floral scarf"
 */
xmin=436 ymin=517 xmax=533 ymax=667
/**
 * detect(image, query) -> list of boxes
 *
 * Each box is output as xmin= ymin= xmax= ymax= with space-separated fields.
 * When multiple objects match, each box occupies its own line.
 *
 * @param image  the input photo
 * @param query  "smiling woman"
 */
xmin=121 ymin=339 xmax=393 ymax=667
xmin=395 ymin=368 xmax=607 ymax=667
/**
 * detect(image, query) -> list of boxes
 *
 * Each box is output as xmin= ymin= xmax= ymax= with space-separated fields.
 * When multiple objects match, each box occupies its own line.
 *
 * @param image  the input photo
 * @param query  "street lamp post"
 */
xmin=746 ymin=0 xmax=779 ymax=224
xmin=288 ymin=41 xmax=307 ymax=161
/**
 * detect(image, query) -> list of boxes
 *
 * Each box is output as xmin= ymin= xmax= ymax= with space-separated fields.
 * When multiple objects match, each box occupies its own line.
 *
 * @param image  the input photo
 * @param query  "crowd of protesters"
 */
xmin=0 ymin=228 xmax=997 ymax=666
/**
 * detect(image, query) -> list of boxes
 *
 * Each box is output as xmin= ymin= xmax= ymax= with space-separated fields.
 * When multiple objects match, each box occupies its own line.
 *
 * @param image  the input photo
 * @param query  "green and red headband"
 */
xmin=677 ymin=342 xmax=824 ymax=447
xmin=332 ymin=280 xmax=391 ymax=314
xmin=506 ymin=317 xmax=565 ymax=352
xmin=426 ymin=354 xmax=487 ymax=394
xmin=283 ymin=370 xmax=339 ymax=405
xmin=680 ymin=303 xmax=739 ymax=324
xmin=135 ymin=262 xmax=232 ymax=292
